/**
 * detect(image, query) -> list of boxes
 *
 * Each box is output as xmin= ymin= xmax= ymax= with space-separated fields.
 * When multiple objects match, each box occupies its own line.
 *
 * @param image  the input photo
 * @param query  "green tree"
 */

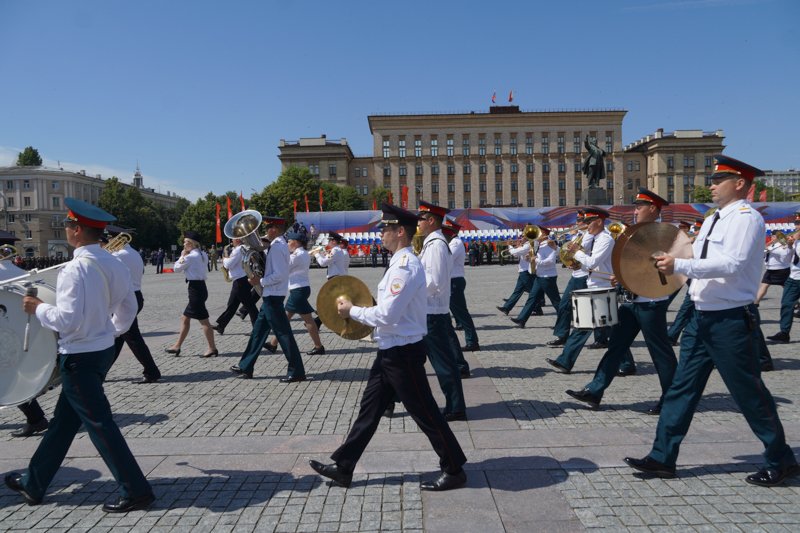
xmin=16 ymin=146 xmax=43 ymax=166
xmin=249 ymin=166 xmax=321 ymax=223
xmin=753 ymin=180 xmax=787 ymax=202
xmin=369 ymin=186 xmax=390 ymax=208
xmin=322 ymin=183 xmax=364 ymax=211
xmin=692 ymin=186 xmax=713 ymax=202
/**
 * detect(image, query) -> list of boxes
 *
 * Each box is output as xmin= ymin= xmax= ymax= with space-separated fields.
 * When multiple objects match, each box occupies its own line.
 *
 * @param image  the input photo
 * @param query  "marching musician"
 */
xmin=309 ymin=203 xmax=467 ymax=492
xmin=667 ymin=220 xmax=702 ymax=346
xmin=165 ymin=231 xmax=218 ymax=358
xmin=314 ymin=232 xmax=348 ymax=279
xmin=626 ymin=155 xmax=798 ymax=486
xmin=231 ymin=216 xmax=306 ymax=382
xmin=6 ymin=198 xmax=154 ymax=512
xmin=767 ymin=218 xmax=800 ymax=343
xmin=212 ymin=237 xmax=260 ymax=335
xmin=511 ymin=227 xmax=561 ymax=327
xmin=263 ymin=231 xmax=325 ymax=356
xmin=496 ymin=233 xmax=535 ymax=317
xmin=566 ymin=189 xmax=677 ymax=414
xmin=443 ymin=218 xmax=479 ymax=357
xmin=546 ymin=207 xmax=622 ymax=373
xmin=108 ymin=225 xmax=162 ymax=384
xmin=756 ymin=231 xmax=793 ymax=305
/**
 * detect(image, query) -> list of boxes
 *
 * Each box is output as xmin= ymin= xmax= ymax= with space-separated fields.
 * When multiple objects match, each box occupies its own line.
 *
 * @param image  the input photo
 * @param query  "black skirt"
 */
xmin=184 ymin=280 xmax=209 ymax=320
xmin=285 ymin=286 xmax=315 ymax=315
xmin=762 ymin=268 xmax=790 ymax=286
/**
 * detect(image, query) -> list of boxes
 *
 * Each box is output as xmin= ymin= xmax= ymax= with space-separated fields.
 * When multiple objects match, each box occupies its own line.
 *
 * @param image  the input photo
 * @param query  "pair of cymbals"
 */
xmin=316 ymin=275 xmax=375 ymax=340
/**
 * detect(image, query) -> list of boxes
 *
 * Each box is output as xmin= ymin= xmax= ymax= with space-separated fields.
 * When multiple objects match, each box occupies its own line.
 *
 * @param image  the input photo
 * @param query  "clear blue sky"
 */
xmin=1 ymin=0 xmax=797 ymax=201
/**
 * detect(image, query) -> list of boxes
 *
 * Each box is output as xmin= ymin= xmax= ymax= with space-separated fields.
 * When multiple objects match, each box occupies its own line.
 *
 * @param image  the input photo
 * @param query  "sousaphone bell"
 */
xmin=224 ymin=209 xmax=267 ymax=295
xmin=316 ymin=275 xmax=375 ymax=340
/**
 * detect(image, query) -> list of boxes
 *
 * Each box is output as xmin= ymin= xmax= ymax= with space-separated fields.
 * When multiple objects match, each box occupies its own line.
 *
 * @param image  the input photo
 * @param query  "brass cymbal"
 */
xmin=316 ymin=275 xmax=375 ymax=340
xmin=611 ymin=222 xmax=694 ymax=298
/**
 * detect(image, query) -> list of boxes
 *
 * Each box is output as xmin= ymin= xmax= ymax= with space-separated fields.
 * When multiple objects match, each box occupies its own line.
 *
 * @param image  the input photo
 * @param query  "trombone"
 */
xmin=500 ymin=224 xmax=541 ymax=259
xmin=774 ymin=229 xmax=800 ymax=246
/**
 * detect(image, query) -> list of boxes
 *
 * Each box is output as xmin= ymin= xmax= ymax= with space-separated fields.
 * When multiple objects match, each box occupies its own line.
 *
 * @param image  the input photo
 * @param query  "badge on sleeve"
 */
xmin=390 ymin=277 xmax=405 ymax=295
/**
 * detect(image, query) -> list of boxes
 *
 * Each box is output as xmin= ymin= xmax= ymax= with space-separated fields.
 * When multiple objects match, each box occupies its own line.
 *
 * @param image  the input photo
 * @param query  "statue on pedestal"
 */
xmin=583 ymin=135 xmax=606 ymax=189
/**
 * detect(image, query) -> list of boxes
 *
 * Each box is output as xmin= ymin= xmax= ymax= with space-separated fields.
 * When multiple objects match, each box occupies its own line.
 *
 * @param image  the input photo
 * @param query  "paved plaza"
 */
xmin=1 ymin=261 xmax=799 ymax=532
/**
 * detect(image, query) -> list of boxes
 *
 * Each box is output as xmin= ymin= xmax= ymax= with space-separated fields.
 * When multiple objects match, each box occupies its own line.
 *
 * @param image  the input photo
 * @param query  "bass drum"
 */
xmin=0 ymin=281 xmax=59 ymax=408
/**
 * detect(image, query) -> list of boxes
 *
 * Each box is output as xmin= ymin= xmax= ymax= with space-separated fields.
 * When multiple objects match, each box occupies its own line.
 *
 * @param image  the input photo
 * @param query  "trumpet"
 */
xmin=310 ymin=244 xmax=332 ymax=257
xmin=103 ymin=232 xmax=132 ymax=253
xmin=550 ymin=224 xmax=580 ymax=240
xmin=774 ymin=230 xmax=800 ymax=246
xmin=0 ymin=244 xmax=18 ymax=261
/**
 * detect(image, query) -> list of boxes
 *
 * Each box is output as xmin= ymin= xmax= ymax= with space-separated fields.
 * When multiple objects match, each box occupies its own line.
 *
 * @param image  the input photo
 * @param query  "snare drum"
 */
xmin=571 ymin=287 xmax=620 ymax=329
xmin=0 ymin=281 xmax=59 ymax=408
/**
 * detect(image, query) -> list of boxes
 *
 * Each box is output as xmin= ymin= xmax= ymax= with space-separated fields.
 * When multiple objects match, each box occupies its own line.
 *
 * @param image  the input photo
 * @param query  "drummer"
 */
xmin=566 ymin=188 xmax=678 ymax=413
xmin=546 ymin=206 xmax=622 ymax=373
xmin=5 ymin=197 xmax=154 ymax=511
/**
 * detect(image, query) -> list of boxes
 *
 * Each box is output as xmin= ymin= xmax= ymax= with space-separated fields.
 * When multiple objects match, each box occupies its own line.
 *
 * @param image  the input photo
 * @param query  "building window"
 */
xmin=54 ymin=229 xmax=62 ymax=239
xmin=446 ymin=138 xmax=454 ymax=157
xmin=362 ymin=167 xmax=368 ymax=177
xmin=495 ymin=164 xmax=503 ymax=175
xmin=355 ymin=167 xmax=362 ymax=177
xmin=399 ymin=165 xmax=407 ymax=177
xmin=52 ymin=181 xmax=60 ymax=190
xmin=495 ymin=182 xmax=502 ymax=192
xmin=526 ymin=163 xmax=534 ymax=173
xmin=543 ymin=180 xmax=550 ymax=191
xmin=415 ymin=164 xmax=423 ymax=176
xmin=479 ymin=164 xmax=487 ymax=174
xmin=309 ymin=164 xmax=320 ymax=175
xmin=448 ymin=200 xmax=455 ymax=210
xmin=525 ymin=136 xmax=533 ymax=155
xmin=683 ymin=175 xmax=691 ymax=185
xmin=464 ymin=183 xmax=471 ymax=192
xmin=541 ymin=137 xmax=549 ymax=154
xmin=542 ymin=163 xmax=550 ymax=173
xmin=464 ymin=164 xmax=471 ymax=174
xmin=432 ymin=183 xmax=439 ymax=193
xmin=684 ymin=156 xmax=695 ymax=167
xmin=6 ymin=197 xmax=13 ymax=207
xmin=431 ymin=164 xmax=439 ymax=175
xmin=543 ymin=198 xmax=550 ymax=207
xmin=606 ymin=161 xmax=613 ymax=172
xmin=329 ymin=164 xmax=337 ymax=176
xmin=527 ymin=180 xmax=533 ymax=191
xmin=559 ymin=198 xmax=566 ymax=206
xmin=575 ymin=162 xmax=582 ymax=172
xmin=605 ymin=134 xmax=612 ymax=153
xmin=447 ymin=182 xmax=456 ymax=193
xmin=479 ymin=182 xmax=487 ymax=192
xmin=510 ymin=138 xmax=517 ymax=155
xmin=431 ymin=139 xmax=438 ymax=157
xmin=23 ymin=180 xmax=30 ymax=190
xmin=23 ymin=196 xmax=31 ymax=207
xmin=667 ymin=156 xmax=674 ymax=169
xmin=683 ymin=192 xmax=691 ymax=203
xmin=5 ymin=180 xmax=12 ymax=190
xmin=23 ymin=214 xmax=32 ymax=222
xmin=668 ymin=192 xmax=674 ymax=203
xmin=527 ymin=199 xmax=534 ymax=207
xmin=705 ymin=156 xmax=713 ymax=167
xmin=607 ymin=180 xmax=613 ymax=189
xmin=573 ymin=135 xmax=581 ymax=153
xmin=383 ymin=165 xmax=391 ymax=177
xmin=398 ymin=140 xmax=406 ymax=158
xmin=52 ymin=197 xmax=60 ymax=208
xmin=558 ymin=162 xmax=566 ymax=173
xmin=510 ymin=163 xmax=518 ymax=174
xmin=464 ymin=200 xmax=471 ymax=208
xmin=382 ymin=139 xmax=390 ymax=158
xmin=667 ymin=176 xmax=674 ymax=186
xmin=447 ymin=164 xmax=455 ymax=175
xmin=575 ymin=179 xmax=582 ymax=190
xmin=25 ymin=230 xmax=32 ymax=239
xmin=478 ymin=138 xmax=486 ymax=156
xmin=557 ymin=135 xmax=565 ymax=154
xmin=558 ymin=180 xmax=566 ymax=191
xmin=705 ymin=175 xmax=712 ymax=186
xmin=511 ymin=181 xmax=518 ymax=192
xmin=8 ymin=214 xmax=14 ymax=222
xmin=462 ymin=138 xmax=470 ymax=156
xmin=414 ymin=139 xmax=422 ymax=158
xmin=494 ymin=137 xmax=502 ymax=156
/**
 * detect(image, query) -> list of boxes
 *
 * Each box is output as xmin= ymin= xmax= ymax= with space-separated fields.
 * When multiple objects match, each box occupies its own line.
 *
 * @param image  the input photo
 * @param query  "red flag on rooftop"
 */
xmin=491 ymin=91 xmax=496 ymax=104
xmin=215 ymin=202 xmax=222 ymax=244
xmin=508 ymin=89 xmax=514 ymax=102
xmin=226 ymin=196 xmax=232 ymax=218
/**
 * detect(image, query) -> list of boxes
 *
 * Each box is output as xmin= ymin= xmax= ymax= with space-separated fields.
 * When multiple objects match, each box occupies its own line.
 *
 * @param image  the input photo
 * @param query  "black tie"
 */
xmin=700 ymin=212 xmax=720 ymax=259
xmin=794 ymin=250 xmax=799 ymax=266
xmin=765 ymin=249 xmax=770 ymax=263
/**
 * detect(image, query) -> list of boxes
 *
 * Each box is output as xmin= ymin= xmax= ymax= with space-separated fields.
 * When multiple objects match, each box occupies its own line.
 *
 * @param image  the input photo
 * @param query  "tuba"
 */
xmin=224 ymin=210 xmax=267 ymax=296
xmin=103 ymin=232 xmax=132 ymax=253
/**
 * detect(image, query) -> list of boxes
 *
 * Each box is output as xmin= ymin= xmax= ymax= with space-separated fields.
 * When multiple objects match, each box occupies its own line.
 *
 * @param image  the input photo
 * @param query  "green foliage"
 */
xmin=322 ymin=183 xmax=365 ymax=211
xmin=370 ymin=186 xmax=390 ymax=207
xmin=16 ymin=146 xmax=43 ymax=166
xmin=692 ymin=186 xmax=713 ymax=202
xmin=178 ymin=191 xmax=240 ymax=247
xmin=753 ymin=180 xmax=787 ymax=202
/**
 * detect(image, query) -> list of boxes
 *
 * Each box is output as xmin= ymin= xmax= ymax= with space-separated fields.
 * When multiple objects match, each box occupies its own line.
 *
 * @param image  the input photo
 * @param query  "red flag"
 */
xmin=759 ymin=189 xmax=768 ymax=202
xmin=491 ymin=91 xmax=496 ymax=103
xmin=508 ymin=89 xmax=513 ymax=102
xmin=215 ymin=203 xmax=222 ymax=244
xmin=387 ymin=192 xmax=393 ymax=205
xmin=239 ymin=191 xmax=245 ymax=211
xmin=401 ymin=185 xmax=409 ymax=209
xmin=293 ymin=199 xmax=297 ymax=214
xmin=372 ymin=198 xmax=377 ymax=210
xmin=304 ymin=194 xmax=310 ymax=212
xmin=319 ymin=188 xmax=324 ymax=212
xmin=226 ymin=196 xmax=232 ymax=218
xmin=746 ymin=183 xmax=756 ymax=202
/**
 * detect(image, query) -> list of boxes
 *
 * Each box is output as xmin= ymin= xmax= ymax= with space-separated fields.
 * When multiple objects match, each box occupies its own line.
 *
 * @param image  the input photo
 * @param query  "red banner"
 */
xmin=372 ymin=198 xmax=377 ymax=210
xmin=304 ymin=194 xmax=310 ymax=212
xmin=508 ymin=89 xmax=514 ymax=102
xmin=239 ymin=191 xmax=245 ymax=211
xmin=319 ymin=188 xmax=324 ymax=212
xmin=387 ymin=192 xmax=393 ymax=205
xmin=759 ymin=189 xmax=768 ymax=202
xmin=215 ymin=202 xmax=222 ymax=243
xmin=226 ymin=196 xmax=233 ymax=218
xmin=491 ymin=91 xmax=496 ymax=103
xmin=293 ymin=199 xmax=297 ymax=214
xmin=401 ymin=185 xmax=409 ymax=209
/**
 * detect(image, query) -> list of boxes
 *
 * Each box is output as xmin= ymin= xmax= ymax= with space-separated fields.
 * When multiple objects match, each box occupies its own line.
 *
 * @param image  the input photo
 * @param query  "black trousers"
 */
xmin=113 ymin=291 xmax=160 ymax=380
xmin=331 ymin=341 xmax=467 ymax=474
xmin=217 ymin=277 xmax=260 ymax=330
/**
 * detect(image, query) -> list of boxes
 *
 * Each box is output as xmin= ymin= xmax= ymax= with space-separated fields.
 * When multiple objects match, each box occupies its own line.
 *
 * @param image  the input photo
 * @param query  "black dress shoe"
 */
xmin=646 ymin=404 xmax=662 ymax=416
xmin=443 ymin=410 xmax=467 ymax=422
xmin=4 ymin=473 xmax=41 ymax=505
xmin=236 ymin=310 xmax=248 ymax=320
xmin=460 ymin=369 xmax=471 ymax=379
xmin=420 ymin=470 xmax=467 ymax=491
xmin=670 ymin=338 xmax=680 ymax=347
xmin=546 ymin=337 xmax=566 ymax=347
xmin=165 ymin=347 xmax=181 ymax=357
xmin=566 ymin=389 xmax=601 ymax=409
xmin=102 ymin=493 xmax=155 ymax=513
xmin=383 ymin=403 xmax=395 ymax=418
xmin=531 ymin=310 xmax=544 ymax=316
xmin=201 ymin=349 xmax=219 ymax=358
xmin=545 ymin=358 xmax=570 ymax=374
xmin=462 ymin=344 xmax=480 ymax=352
xmin=623 ymin=456 xmax=676 ymax=478
xmin=496 ymin=306 xmax=509 ymax=316
xmin=136 ymin=375 xmax=161 ymax=384
xmin=617 ymin=367 xmax=637 ymax=377
xmin=11 ymin=419 xmax=49 ymax=438
xmin=307 ymin=346 xmax=325 ymax=355
xmin=309 ymin=460 xmax=352 ymax=488
xmin=587 ymin=341 xmax=607 ymax=350
xmin=279 ymin=375 xmax=307 ymax=383
xmin=768 ymin=331 xmax=790 ymax=343
xmin=263 ymin=342 xmax=278 ymax=354
xmin=761 ymin=362 xmax=775 ymax=372
xmin=510 ymin=317 xmax=525 ymax=328
xmin=230 ymin=366 xmax=252 ymax=378
xmin=745 ymin=465 xmax=800 ymax=487
xmin=211 ymin=324 xmax=224 ymax=335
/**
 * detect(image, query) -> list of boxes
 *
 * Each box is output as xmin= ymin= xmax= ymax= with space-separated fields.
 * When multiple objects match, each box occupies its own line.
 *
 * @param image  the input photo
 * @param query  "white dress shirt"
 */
xmin=535 ymin=242 xmax=558 ymax=278
xmin=316 ymin=246 xmax=348 ymax=278
xmin=113 ymin=244 xmax=145 ymax=291
xmin=570 ymin=231 xmax=592 ymax=279
xmin=35 ymin=244 xmax=137 ymax=354
xmin=288 ymin=248 xmax=311 ymax=290
xmin=419 ymin=229 xmax=452 ymax=314
xmin=765 ymin=241 xmax=792 ymax=270
xmin=222 ymin=244 xmax=247 ymax=280
xmin=574 ymin=230 xmax=613 ymax=289
xmin=174 ymin=248 xmax=208 ymax=281
xmin=449 ymin=236 xmax=466 ymax=278
xmin=674 ymin=199 xmax=765 ymax=311
xmin=349 ymin=246 xmax=427 ymax=349
xmin=260 ymin=236 xmax=290 ymax=297
xmin=509 ymin=242 xmax=531 ymax=273
xmin=786 ymin=240 xmax=800 ymax=281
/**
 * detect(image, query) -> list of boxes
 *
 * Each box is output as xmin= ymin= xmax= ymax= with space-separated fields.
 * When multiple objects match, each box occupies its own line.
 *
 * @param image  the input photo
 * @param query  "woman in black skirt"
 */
xmin=166 ymin=231 xmax=218 ymax=357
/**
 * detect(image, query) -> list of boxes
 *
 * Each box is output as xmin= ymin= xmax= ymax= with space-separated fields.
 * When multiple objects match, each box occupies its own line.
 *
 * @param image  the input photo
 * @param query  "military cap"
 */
xmin=442 ymin=217 xmax=461 ymax=235
xmin=262 ymin=216 xmax=286 ymax=227
xmin=64 ymin=197 xmax=116 ymax=229
xmin=183 ymin=230 xmax=202 ymax=243
xmin=379 ymin=203 xmax=420 ymax=227
xmin=583 ymin=207 xmax=610 ymax=220
xmin=539 ymin=226 xmax=551 ymax=236
xmin=418 ymin=200 xmax=450 ymax=219
xmin=328 ymin=231 xmax=344 ymax=242
xmin=677 ymin=220 xmax=692 ymax=229
xmin=285 ymin=231 xmax=305 ymax=242
xmin=710 ymin=154 xmax=764 ymax=181
xmin=634 ymin=187 xmax=669 ymax=209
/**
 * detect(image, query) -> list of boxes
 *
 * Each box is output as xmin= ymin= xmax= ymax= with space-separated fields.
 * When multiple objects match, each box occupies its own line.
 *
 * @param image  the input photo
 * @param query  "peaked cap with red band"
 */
xmin=583 ymin=206 xmax=610 ymax=220
xmin=418 ymin=200 xmax=450 ymax=218
xmin=710 ymin=154 xmax=764 ymax=181
xmin=539 ymin=226 xmax=551 ymax=236
xmin=677 ymin=220 xmax=692 ymax=229
xmin=634 ymin=187 xmax=669 ymax=209
xmin=262 ymin=216 xmax=286 ymax=227
xmin=442 ymin=217 xmax=461 ymax=235
xmin=64 ymin=197 xmax=116 ymax=229
xmin=328 ymin=231 xmax=344 ymax=242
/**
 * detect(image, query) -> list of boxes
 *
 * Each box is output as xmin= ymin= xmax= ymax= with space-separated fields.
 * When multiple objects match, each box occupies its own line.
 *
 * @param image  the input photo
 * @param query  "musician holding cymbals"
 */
xmin=309 ymin=203 xmax=467 ymax=492
xmin=5 ymin=197 xmax=154 ymax=512
xmin=625 ymin=155 xmax=798 ymax=486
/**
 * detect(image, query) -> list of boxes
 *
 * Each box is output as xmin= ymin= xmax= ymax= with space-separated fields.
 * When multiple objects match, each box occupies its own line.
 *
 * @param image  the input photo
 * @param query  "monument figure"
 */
xmin=583 ymin=135 xmax=606 ymax=189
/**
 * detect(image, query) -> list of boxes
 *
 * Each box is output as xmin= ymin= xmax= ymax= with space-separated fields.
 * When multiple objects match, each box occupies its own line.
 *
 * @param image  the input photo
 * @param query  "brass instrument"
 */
xmin=103 ymin=232 xmax=131 ymax=253
xmin=412 ymin=228 xmax=425 ymax=255
xmin=550 ymin=224 xmax=580 ymax=240
xmin=501 ymin=225 xmax=541 ymax=259
xmin=0 ymin=244 xmax=18 ymax=261
xmin=607 ymin=221 xmax=627 ymax=240
xmin=774 ymin=229 xmax=800 ymax=246
xmin=220 ymin=244 xmax=232 ymax=282
xmin=559 ymin=233 xmax=584 ymax=269
xmin=224 ymin=210 xmax=267 ymax=296
xmin=316 ymin=275 xmax=375 ymax=340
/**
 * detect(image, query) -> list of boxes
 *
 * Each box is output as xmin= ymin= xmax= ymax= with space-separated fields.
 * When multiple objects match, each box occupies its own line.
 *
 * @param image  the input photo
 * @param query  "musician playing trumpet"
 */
xmin=496 ymin=235 xmax=537 ymax=317
xmin=314 ymin=232 xmax=349 ymax=279
xmin=767 ymin=219 xmax=800 ymax=343
xmin=510 ymin=227 xmax=561 ymax=327
xmin=755 ymin=230 xmax=793 ymax=306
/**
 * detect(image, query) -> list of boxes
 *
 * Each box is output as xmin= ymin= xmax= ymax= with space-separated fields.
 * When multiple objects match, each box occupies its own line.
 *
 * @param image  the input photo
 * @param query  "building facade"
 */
xmin=278 ymin=106 xmax=727 ymax=209
xmin=762 ymin=169 xmax=800 ymax=198
xmin=0 ymin=166 xmax=181 ymax=258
